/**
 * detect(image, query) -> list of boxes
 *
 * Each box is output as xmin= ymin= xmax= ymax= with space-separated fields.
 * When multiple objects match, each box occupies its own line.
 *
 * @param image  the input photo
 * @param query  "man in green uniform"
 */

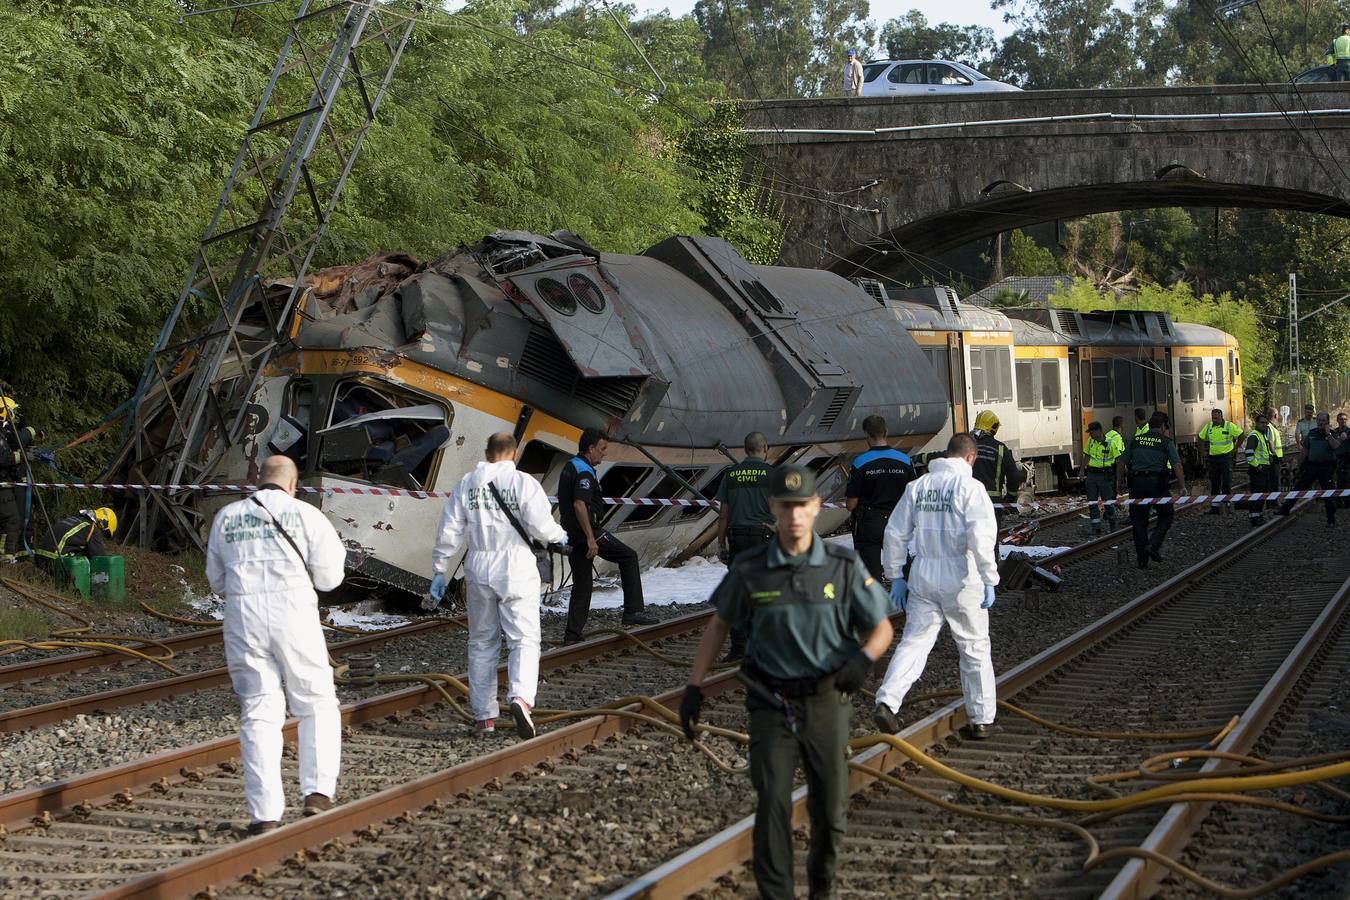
xmin=1243 ymin=412 xmax=1276 ymax=526
xmin=681 ymin=464 xmax=893 ymax=900
xmin=715 ymin=431 xmax=775 ymax=661
xmin=1276 ymin=411 xmax=1341 ymax=526
xmin=1120 ymin=412 xmax=1188 ymax=569
xmin=1332 ymin=412 xmax=1350 ymax=509
xmin=1083 ymin=421 xmax=1120 ymax=534
xmin=1198 ymin=408 xmax=1243 ymax=514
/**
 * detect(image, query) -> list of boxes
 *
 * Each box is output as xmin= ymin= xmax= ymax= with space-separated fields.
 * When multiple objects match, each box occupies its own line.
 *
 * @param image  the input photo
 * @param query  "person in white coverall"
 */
xmin=427 ymin=432 xmax=567 ymax=739
xmin=206 ymin=455 xmax=347 ymax=835
xmin=872 ymin=432 xmax=1002 ymax=740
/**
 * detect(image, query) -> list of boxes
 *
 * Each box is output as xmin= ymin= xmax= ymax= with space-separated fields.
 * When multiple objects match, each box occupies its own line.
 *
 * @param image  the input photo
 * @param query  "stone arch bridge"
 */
xmin=741 ymin=84 xmax=1350 ymax=278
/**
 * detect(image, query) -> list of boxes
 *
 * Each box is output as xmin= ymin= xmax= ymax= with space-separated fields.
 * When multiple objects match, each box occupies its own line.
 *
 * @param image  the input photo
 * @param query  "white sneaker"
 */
xmin=510 ymin=698 xmax=536 ymax=740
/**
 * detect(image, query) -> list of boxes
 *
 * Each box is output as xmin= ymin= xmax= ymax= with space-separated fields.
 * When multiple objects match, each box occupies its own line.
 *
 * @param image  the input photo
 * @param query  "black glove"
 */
xmin=717 ymin=548 xmax=731 ymax=565
xmin=680 ymin=685 xmax=703 ymax=740
xmin=834 ymin=650 xmax=874 ymax=693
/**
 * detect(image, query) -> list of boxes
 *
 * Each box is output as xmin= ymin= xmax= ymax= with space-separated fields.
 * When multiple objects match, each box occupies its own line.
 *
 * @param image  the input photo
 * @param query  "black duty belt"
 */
xmin=743 ymin=661 xmax=826 ymax=699
xmin=857 ymin=505 xmax=894 ymax=517
xmin=729 ymin=526 xmax=773 ymax=535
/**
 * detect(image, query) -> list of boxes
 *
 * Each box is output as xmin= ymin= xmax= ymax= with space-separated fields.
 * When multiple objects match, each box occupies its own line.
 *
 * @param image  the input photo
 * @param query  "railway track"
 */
xmin=0 ymin=611 xmax=722 ymax=898
xmin=610 ymin=504 xmax=1350 ymax=898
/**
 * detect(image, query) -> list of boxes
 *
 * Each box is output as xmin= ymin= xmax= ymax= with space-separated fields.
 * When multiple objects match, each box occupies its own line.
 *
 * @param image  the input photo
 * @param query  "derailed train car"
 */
xmin=200 ymin=232 xmax=950 ymax=592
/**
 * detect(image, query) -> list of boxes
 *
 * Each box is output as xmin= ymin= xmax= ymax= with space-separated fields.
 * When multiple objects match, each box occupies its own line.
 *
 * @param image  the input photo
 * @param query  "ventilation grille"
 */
xmin=940 ymin=287 xmax=961 ymax=317
xmin=817 ymin=389 xmax=851 ymax=430
xmin=518 ymin=326 xmax=642 ymax=419
xmin=852 ymin=278 xmax=886 ymax=304
xmin=1055 ymin=310 xmax=1082 ymax=336
xmin=1155 ymin=313 xmax=1172 ymax=337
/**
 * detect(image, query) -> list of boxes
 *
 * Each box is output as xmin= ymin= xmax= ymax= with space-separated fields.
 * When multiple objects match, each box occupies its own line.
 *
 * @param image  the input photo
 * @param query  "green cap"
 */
xmin=769 ymin=464 xmax=817 ymax=501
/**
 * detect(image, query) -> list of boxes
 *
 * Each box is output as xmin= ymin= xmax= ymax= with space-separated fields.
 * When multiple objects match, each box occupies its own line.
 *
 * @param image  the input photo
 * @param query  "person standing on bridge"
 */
xmin=843 ymin=48 xmax=864 ymax=96
xmin=206 ymin=455 xmax=347 ymax=835
xmin=426 ymin=433 xmax=569 ymax=739
xmin=681 ymin=464 xmax=892 ymax=900
xmin=1335 ymin=23 xmax=1350 ymax=81
xmin=1120 ymin=413 xmax=1188 ymax=569
xmin=846 ymin=414 xmax=916 ymax=584
xmin=714 ymin=431 xmax=775 ymax=662
xmin=874 ymin=432 xmax=1001 ymax=740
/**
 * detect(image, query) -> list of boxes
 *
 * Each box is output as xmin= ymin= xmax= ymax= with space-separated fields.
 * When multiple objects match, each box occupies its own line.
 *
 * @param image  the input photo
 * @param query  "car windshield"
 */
xmin=952 ymin=62 xmax=992 ymax=81
xmin=863 ymin=63 xmax=888 ymax=83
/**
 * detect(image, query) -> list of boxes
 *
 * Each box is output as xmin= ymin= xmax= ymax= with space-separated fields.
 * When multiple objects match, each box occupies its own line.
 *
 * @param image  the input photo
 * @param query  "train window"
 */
xmin=1114 ymin=359 xmax=1131 ymax=405
xmin=1179 ymin=357 xmax=1202 ymax=402
xmin=1228 ymin=350 xmax=1236 ymax=387
xmin=996 ymin=347 xmax=1013 ymax=401
xmin=970 ymin=348 xmax=986 ymax=403
xmin=1155 ymin=364 xmax=1169 ymax=404
xmin=597 ymin=464 xmax=649 ymax=526
xmin=623 ymin=470 xmax=683 ymax=524
xmin=1080 ymin=360 xmax=1093 ymax=407
xmin=1041 ymin=361 xmax=1061 ymax=409
xmin=318 ymin=381 xmax=452 ymax=490
xmin=1143 ymin=363 xmax=1155 ymax=405
xmin=1131 ymin=360 xmax=1146 ymax=406
xmin=1233 ymin=353 xmax=1240 ymax=379
xmin=1091 ymin=360 xmax=1113 ymax=408
xmin=924 ymin=347 xmax=951 ymax=400
xmin=1016 ymin=361 xmax=1038 ymax=411
xmin=1214 ymin=358 xmax=1225 ymax=400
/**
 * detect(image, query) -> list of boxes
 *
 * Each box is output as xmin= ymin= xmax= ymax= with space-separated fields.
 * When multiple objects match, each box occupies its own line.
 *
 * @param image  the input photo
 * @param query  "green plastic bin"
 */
xmin=91 ymin=555 xmax=125 ymax=603
xmin=57 ymin=556 xmax=91 ymax=599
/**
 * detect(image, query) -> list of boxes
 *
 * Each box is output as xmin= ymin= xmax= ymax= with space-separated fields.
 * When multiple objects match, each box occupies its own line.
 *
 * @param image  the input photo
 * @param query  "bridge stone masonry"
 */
xmin=740 ymin=84 xmax=1350 ymax=277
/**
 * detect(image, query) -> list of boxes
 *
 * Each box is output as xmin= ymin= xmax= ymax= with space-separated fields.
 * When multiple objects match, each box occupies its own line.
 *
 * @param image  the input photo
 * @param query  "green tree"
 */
xmin=878 ymin=10 xmax=996 ymax=66
xmin=990 ymin=0 xmax=1152 ymax=87
xmin=1006 ymin=229 xmax=1063 ymax=276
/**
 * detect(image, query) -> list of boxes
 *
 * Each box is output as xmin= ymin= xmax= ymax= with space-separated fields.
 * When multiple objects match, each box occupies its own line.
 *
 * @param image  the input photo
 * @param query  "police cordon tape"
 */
xmin=3 ymin=480 xmax=1349 ymax=509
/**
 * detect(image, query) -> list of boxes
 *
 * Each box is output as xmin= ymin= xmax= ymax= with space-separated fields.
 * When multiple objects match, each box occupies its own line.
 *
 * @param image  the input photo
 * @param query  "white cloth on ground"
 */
xmin=206 ymin=487 xmax=347 ymax=823
xmin=432 ymin=460 xmax=566 ymax=720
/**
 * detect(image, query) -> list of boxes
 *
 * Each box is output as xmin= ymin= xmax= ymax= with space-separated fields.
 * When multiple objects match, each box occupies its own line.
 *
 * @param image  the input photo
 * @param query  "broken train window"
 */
xmin=316 ymin=380 xmax=453 ymax=490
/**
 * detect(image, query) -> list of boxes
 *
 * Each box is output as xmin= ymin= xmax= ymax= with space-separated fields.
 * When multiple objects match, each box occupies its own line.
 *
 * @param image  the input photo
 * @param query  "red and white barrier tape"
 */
xmin=4 ymin=481 xmax=1347 ymax=509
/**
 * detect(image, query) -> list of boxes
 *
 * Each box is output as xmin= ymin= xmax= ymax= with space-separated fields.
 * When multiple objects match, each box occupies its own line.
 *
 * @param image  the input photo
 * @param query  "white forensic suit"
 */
xmin=432 ymin=460 xmax=567 ymax=721
xmin=875 ymin=456 xmax=1000 ymax=725
xmin=206 ymin=487 xmax=347 ymax=824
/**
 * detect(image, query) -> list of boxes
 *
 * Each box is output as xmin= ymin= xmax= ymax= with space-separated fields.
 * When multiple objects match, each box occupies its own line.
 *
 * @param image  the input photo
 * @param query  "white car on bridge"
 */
xmin=859 ymin=59 xmax=1022 ymax=97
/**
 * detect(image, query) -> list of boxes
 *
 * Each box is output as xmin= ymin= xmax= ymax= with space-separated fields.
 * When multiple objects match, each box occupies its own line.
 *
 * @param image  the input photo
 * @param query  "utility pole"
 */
xmin=1289 ymin=272 xmax=1300 ymax=410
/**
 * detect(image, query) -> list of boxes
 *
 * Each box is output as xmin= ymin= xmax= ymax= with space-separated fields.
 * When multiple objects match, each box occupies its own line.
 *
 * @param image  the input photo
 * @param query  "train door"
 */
xmin=948 ymin=332 xmax=968 ymax=432
xmin=1067 ymin=347 xmax=1084 ymax=464
xmin=1161 ymin=348 xmax=1174 ymax=417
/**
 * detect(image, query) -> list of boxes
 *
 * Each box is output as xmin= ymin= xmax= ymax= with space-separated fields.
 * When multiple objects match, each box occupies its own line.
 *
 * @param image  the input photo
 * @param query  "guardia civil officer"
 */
xmin=845 ymin=414 xmax=916 ymax=583
xmin=1332 ymin=412 xmax=1350 ymax=509
xmin=1120 ymin=413 xmax=1188 ymax=569
xmin=1083 ymin=421 xmax=1120 ymax=534
xmin=426 ymin=433 xmax=569 ymax=738
xmin=206 ymin=456 xmax=347 ymax=834
xmin=559 ymin=428 xmax=656 ymax=644
xmin=1276 ymin=411 xmax=1341 ymax=526
xmin=874 ymin=432 xmax=1000 ymax=739
xmin=681 ymin=464 xmax=893 ymax=900
xmin=1198 ymin=408 xmax=1243 ymax=514
xmin=1243 ymin=412 xmax=1276 ymax=526
xmin=714 ymin=431 xmax=774 ymax=661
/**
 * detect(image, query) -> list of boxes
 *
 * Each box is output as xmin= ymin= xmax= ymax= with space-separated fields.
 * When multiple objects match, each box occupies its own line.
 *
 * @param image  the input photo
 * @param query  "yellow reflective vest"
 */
xmin=1199 ymin=420 xmax=1243 ymax=455
xmin=1266 ymin=423 xmax=1284 ymax=459
xmin=1245 ymin=430 xmax=1271 ymax=467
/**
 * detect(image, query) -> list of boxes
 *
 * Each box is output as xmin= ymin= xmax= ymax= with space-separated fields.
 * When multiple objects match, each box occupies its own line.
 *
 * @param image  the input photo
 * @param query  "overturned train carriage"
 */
xmin=200 ymin=232 xmax=950 ymax=592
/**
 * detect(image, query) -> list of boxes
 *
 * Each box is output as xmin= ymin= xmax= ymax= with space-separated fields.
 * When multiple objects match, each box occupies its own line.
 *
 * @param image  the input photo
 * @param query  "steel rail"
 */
xmin=605 ymin=509 xmax=1303 ymax=899
xmin=0 ymin=617 xmax=457 ymax=733
xmin=89 ymin=667 xmax=743 ymax=900
xmin=0 ymin=608 xmax=715 ymax=833
xmin=1096 ymin=567 xmax=1350 ymax=900
xmin=0 ymin=627 xmax=225 ymax=686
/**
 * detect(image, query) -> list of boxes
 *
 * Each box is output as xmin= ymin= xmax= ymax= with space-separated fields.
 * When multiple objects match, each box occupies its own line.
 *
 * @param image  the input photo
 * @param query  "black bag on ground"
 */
xmin=486 ymin=481 xmax=554 ymax=584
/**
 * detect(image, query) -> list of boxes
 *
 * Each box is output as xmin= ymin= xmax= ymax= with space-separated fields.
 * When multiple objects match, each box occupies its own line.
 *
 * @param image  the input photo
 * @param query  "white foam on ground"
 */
xmin=186 ymin=591 xmax=409 ymax=631
xmin=1000 ymin=544 xmax=1071 ymax=559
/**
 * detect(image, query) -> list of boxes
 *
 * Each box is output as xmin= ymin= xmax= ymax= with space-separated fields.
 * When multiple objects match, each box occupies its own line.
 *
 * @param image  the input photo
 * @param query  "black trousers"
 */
xmin=1245 ymin=464 xmax=1276 ymax=514
xmin=726 ymin=527 xmax=771 ymax=655
xmin=747 ymin=679 xmax=850 ymax=900
xmin=851 ymin=507 xmax=891 ymax=582
xmin=564 ymin=531 xmax=645 ymax=643
xmin=1336 ymin=457 xmax=1350 ymax=509
xmin=1128 ymin=472 xmax=1174 ymax=557
xmin=1279 ymin=461 xmax=1337 ymax=522
xmin=1337 ymin=59 xmax=1350 ymax=81
xmin=0 ymin=484 xmax=20 ymax=556
xmin=1207 ymin=452 xmax=1234 ymax=500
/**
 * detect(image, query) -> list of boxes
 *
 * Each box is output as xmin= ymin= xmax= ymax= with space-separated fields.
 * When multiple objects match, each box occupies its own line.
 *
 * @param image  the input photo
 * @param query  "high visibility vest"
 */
xmin=1336 ymin=33 xmax=1350 ymax=59
xmin=1247 ymin=430 xmax=1271 ymax=467
xmin=1199 ymin=420 xmax=1242 ymax=455
xmin=1104 ymin=430 xmax=1124 ymax=461
xmin=33 ymin=520 xmax=94 ymax=561
xmin=1266 ymin=424 xmax=1284 ymax=459
xmin=1085 ymin=436 xmax=1113 ymax=468
xmin=1135 ymin=424 xmax=1149 ymax=438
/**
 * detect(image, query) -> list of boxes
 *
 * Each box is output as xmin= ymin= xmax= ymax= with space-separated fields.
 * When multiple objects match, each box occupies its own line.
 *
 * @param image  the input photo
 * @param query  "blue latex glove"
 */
xmin=982 ymin=584 xmax=996 ymax=609
xmin=557 ymin=533 xmax=569 ymax=547
xmin=422 ymin=573 xmax=447 ymax=610
xmin=888 ymin=577 xmax=908 ymax=613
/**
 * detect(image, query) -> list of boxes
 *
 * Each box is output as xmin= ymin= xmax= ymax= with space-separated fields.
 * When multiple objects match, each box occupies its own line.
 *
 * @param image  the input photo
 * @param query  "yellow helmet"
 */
xmin=0 ymin=397 xmax=16 ymax=423
xmin=92 ymin=507 xmax=118 ymax=537
xmin=974 ymin=410 xmax=1000 ymax=432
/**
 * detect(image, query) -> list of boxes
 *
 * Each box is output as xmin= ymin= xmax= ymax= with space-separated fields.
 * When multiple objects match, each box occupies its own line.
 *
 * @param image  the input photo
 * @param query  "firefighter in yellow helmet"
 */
xmin=971 ymin=411 xmax=1023 ymax=527
xmin=0 ymin=397 xmax=36 ymax=562
xmin=34 ymin=507 xmax=117 ymax=572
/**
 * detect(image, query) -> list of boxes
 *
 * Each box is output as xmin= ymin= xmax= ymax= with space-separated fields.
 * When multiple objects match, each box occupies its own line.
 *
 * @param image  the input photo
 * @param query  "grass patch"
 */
xmin=0 ymin=606 xmax=48 ymax=641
